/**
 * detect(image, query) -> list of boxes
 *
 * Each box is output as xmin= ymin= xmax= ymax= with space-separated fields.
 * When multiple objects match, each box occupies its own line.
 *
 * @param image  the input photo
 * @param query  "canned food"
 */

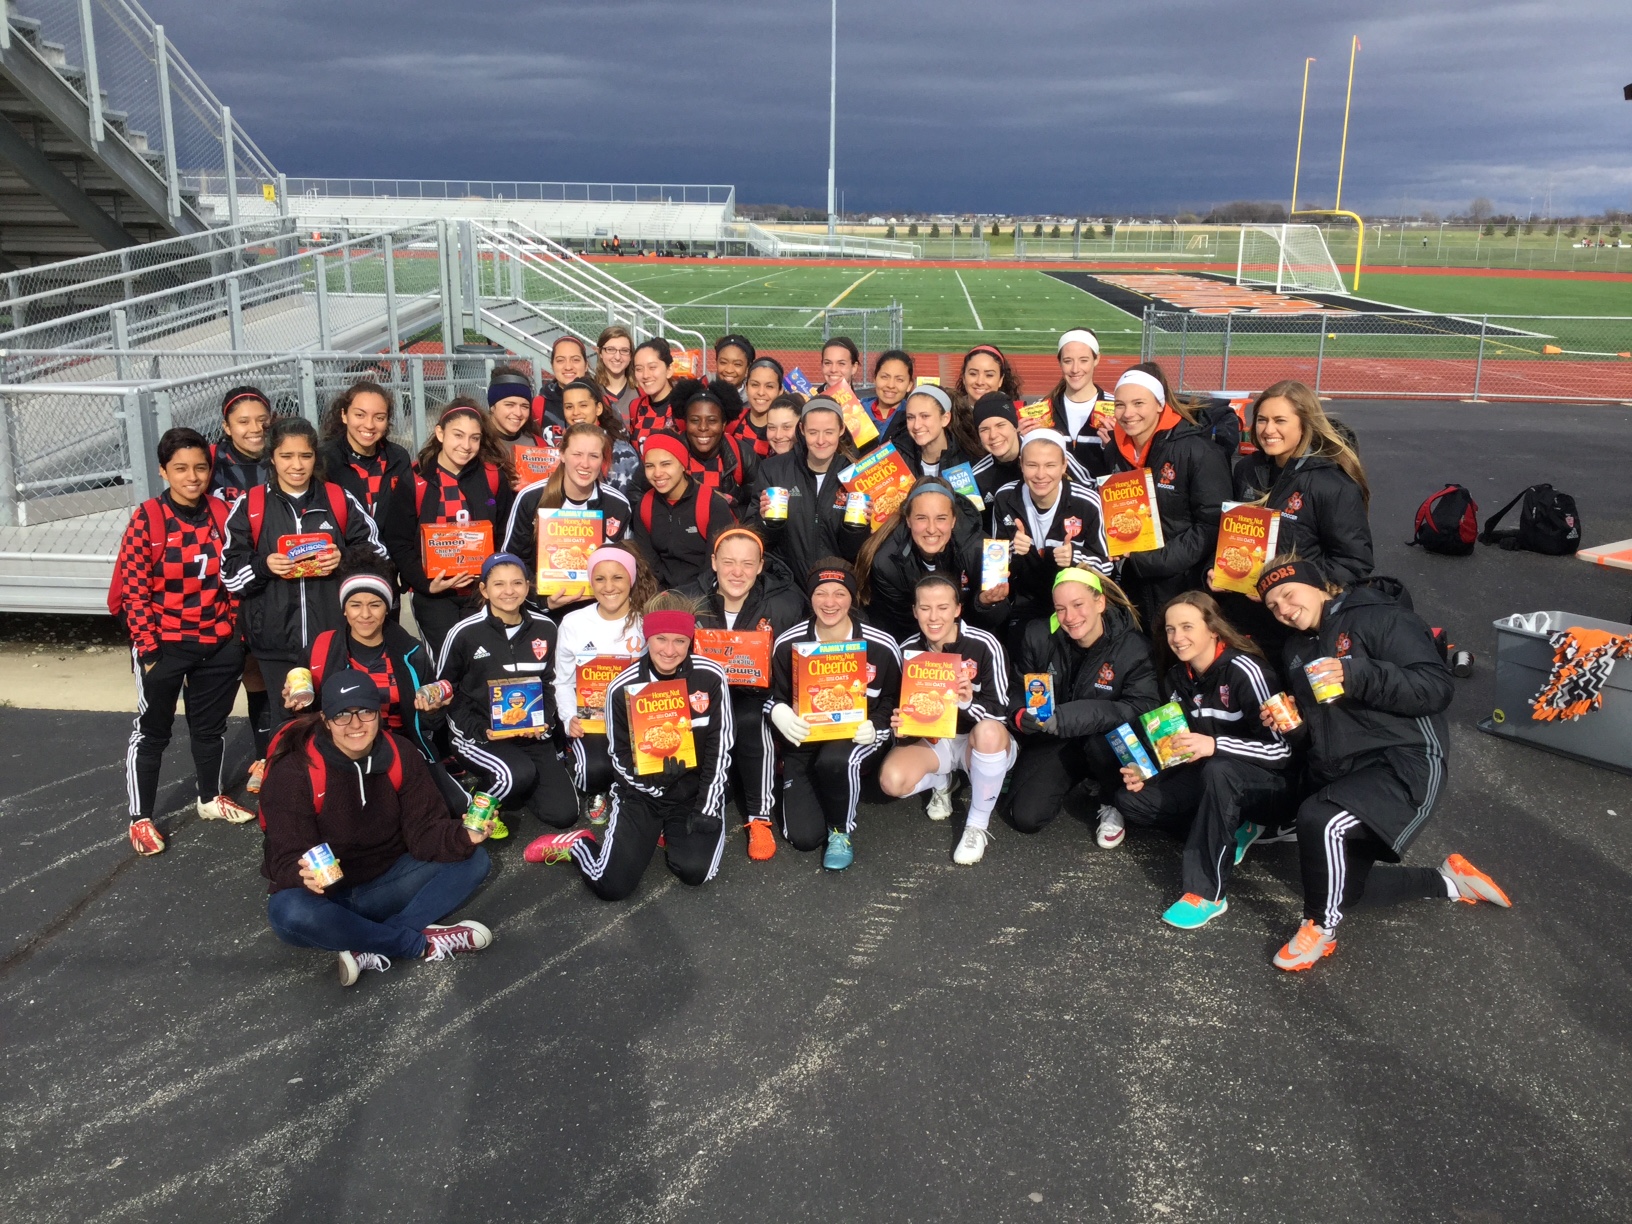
xmin=300 ymin=842 xmax=344 ymax=888
xmin=1304 ymin=658 xmax=1346 ymax=704
xmin=843 ymin=491 xmax=871 ymax=526
xmin=763 ymin=487 xmax=790 ymax=521
xmin=1262 ymin=691 xmax=1303 ymax=732
xmin=462 ymin=792 xmax=498 ymax=833
xmin=417 ymin=679 xmax=454 ymax=706
xmin=287 ymin=667 xmax=314 ymax=701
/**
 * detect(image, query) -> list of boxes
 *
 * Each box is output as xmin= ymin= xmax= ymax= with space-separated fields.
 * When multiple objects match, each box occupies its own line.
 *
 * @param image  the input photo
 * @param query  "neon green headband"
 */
xmin=1053 ymin=567 xmax=1103 ymax=592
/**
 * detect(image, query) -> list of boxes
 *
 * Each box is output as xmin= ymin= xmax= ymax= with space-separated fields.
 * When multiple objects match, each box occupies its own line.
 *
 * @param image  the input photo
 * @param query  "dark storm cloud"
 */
xmin=156 ymin=0 xmax=1631 ymax=216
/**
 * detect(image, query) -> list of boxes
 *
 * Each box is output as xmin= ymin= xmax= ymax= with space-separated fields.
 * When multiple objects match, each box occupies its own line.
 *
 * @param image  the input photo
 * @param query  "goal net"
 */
xmin=1235 ymin=224 xmax=1347 ymax=295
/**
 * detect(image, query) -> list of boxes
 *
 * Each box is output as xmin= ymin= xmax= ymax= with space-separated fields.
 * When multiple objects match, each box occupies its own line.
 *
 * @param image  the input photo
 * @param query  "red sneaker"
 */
xmin=421 ymin=920 xmax=492 ymax=961
xmin=129 ymin=819 xmax=165 ymax=856
xmin=523 ymin=829 xmax=594 ymax=864
xmin=745 ymin=819 xmax=776 ymax=862
xmin=1441 ymin=854 xmax=1512 ymax=907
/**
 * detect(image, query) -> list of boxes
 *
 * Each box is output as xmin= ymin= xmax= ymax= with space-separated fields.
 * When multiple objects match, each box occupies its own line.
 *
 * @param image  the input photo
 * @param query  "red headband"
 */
xmin=437 ymin=404 xmax=483 ymax=427
xmin=221 ymin=391 xmax=269 ymax=418
xmin=642 ymin=432 xmax=690 ymax=466
xmin=643 ymin=610 xmax=696 ymax=640
xmin=965 ymin=344 xmax=1006 ymax=365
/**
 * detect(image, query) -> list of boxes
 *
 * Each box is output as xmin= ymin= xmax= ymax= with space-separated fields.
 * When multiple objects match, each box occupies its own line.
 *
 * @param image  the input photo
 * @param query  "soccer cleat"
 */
xmin=1233 ymin=822 xmax=1263 ymax=866
xmin=586 ymin=794 xmax=610 ymax=828
xmin=1441 ymin=854 xmax=1512 ymax=907
xmin=822 ymin=830 xmax=854 ymax=871
xmin=1162 ymin=894 xmax=1229 ymax=930
xmin=245 ymin=758 xmax=267 ymax=794
xmin=1259 ymin=825 xmax=1299 ymax=845
xmin=337 ymin=951 xmax=391 ymax=987
xmin=926 ymin=784 xmax=954 ymax=822
xmin=198 ymin=795 xmax=256 ymax=824
xmin=129 ymin=818 xmax=165 ymax=856
xmin=523 ymin=828 xmax=593 ymax=864
xmin=422 ymin=920 xmax=492 ymax=961
xmin=952 ymin=826 xmax=991 ymax=866
xmin=745 ymin=818 xmax=777 ymax=862
xmin=1095 ymin=804 xmax=1125 ymax=849
xmin=1273 ymin=920 xmax=1337 ymax=971
xmin=486 ymin=815 xmax=509 ymax=841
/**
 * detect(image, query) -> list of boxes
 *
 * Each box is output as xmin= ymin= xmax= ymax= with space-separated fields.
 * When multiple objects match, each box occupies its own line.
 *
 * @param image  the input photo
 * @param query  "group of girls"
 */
xmin=113 ymin=327 xmax=1510 ymax=975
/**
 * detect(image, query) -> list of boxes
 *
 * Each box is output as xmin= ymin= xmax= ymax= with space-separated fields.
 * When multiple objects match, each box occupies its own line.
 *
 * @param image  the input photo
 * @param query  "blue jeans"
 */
xmin=266 ymin=848 xmax=491 ymax=959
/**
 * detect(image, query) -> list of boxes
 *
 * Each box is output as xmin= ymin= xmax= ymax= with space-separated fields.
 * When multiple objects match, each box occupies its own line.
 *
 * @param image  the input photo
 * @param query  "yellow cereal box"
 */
xmin=793 ymin=640 xmax=867 ymax=742
xmin=536 ymin=507 xmax=603 ymax=598
xmin=897 ymin=651 xmax=960 ymax=739
xmin=838 ymin=442 xmax=915 ymax=528
xmin=1096 ymin=468 xmax=1164 ymax=558
xmin=1212 ymin=502 xmax=1281 ymax=596
xmin=575 ymin=654 xmax=633 ymax=734
xmin=829 ymin=381 xmax=879 ymax=448
xmin=626 ymin=678 xmax=696 ymax=774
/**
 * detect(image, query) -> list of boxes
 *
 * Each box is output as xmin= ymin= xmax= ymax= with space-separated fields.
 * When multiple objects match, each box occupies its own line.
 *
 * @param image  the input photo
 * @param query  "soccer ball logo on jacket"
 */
xmin=1095 ymin=662 xmax=1116 ymax=688
xmin=1159 ymin=462 xmax=1176 ymax=485
xmin=1284 ymin=492 xmax=1304 ymax=513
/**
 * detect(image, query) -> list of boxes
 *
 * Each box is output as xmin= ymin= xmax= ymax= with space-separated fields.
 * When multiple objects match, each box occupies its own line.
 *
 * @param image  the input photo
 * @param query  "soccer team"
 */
xmin=112 ymin=327 xmax=1512 ymax=987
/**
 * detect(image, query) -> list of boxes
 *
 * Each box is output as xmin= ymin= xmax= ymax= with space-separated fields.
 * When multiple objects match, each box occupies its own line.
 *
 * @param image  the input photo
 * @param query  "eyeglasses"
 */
xmin=600 ymin=345 xmax=631 ymax=357
xmin=329 ymin=708 xmax=380 ymax=726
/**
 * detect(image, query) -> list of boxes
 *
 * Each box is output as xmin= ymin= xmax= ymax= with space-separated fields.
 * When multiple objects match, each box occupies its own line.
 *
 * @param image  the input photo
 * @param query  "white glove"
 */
xmin=853 ymin=719 xmax=878 ymax=745
xmin=771 ymin=703 xmax=811 ymax=746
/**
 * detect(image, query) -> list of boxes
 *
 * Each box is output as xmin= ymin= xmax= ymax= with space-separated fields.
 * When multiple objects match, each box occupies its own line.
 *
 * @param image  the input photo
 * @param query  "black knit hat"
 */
xmin=972 ymin=391 xmax=1018 ymax=428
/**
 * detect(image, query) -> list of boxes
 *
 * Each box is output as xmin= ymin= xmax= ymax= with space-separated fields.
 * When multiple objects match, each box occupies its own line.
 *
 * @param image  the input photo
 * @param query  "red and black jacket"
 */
xmin=306 ymin=622 xmax=443 ymax=762
xmin=319 ymin=437 xmax=414 ymax=525
xmin=112 ymin=492 xmax=236 ymax=662
xmin=208 ymin=438 xmax=264 ymax=505
xmin=627 ymin=378 xmax=701 ymax=443
xmin=380 ymin=458 xmax=515 ymax=603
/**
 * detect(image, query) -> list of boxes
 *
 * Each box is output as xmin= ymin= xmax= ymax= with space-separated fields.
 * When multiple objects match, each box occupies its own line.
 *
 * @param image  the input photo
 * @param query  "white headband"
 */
xmin=339 ymin=574 xmax=396 ymax=608
xmin=1057 ymin=328 xmax=1100 ymax=356
xmin=1020 ymin=428 xmax=1072 ymax=453
xmin=1114 ymin=370 xmax=1166 ymax=403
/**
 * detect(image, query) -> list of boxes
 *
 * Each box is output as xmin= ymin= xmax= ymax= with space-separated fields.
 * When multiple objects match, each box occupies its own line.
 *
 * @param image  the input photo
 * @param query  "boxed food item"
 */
xmin=793 ymin=639 xmax=867 ymax=742
xmin=669 ymin=348 xmax=703 ymax=378
xmin=1096 ymin=468 xmax=1165 ymax=558
xmin=536 ymin=507 xmax=603 ymax=598
xmin=513 ymin=445 xmax=561 ymax=486
xmin=694 ymin=627 xmax=773 ymax=688
xmin=898 ymin=650 xmax=961 ymax=739
xmin=981 ymin=538 xmax=1010 ymax=592
xmin=941 ymin=461 xmax=985 ymax=510
xmin=829 ymin=381 xmax=879 ymax=449
xmin=1106 ymin=722 xmax=1158 ymax=779
xmin=277 ymin=533 xmax=335 ymax=580
xmin=626 ymin=678 xmax=697 ymax=774
xmin=915 ymin=375 xmax=942 ymax=388
xmin=783 ymin=367 xmax=814 ymax=397
xmin=1022 ymin=672 xmax=1054 ymax=721
xmin=838 ymin=442 xmax=915 ymax=528
xmin=575 ymin=654 xmax=633 ymax=734
xmin=1139 ymin=701 xmax=1194 ymax=768
xmin=487 ymin=677 xmax=547 ymax=738
xmin=1212 ymin=502 xmax=1281 ymax=595
xmin=422 ymin=520 xmax=494 ymax=579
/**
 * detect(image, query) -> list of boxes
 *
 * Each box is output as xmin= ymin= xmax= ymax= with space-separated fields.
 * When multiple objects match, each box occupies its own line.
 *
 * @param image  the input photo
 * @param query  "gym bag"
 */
xmin=1479 ymin=484 xmax=1581 ymax=555
xmin=1409 ymin=484 xmax=1479 ymax=555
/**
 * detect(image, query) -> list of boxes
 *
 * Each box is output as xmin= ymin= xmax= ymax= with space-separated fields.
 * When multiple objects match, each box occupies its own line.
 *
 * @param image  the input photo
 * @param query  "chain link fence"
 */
xmin=1141 ymin=309 xmax=1632 ymax=403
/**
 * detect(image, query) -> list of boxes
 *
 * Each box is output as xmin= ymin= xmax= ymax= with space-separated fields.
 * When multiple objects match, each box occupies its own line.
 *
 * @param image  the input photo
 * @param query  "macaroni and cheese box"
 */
xmin=694 ymin=627 xmax=772 ymax=688
xmin=421 ymin=521 xmax=494 ymax=579
xmin=626 ymin=678 xmax=697 ymax=775
xmin=575 ymin=654 xmax=633 ymax=734
xmin=897 ymin=651 xmax=960 ymax=739
xmin=487 ymin=677 xmax=546 ymax=738
xmin=277 ymin=533 xmax=335 ymax=580
xmin=1022 ymin=672 xmax=1055 ymax=721
xmin=1096 ymin=468 xmax=1165 ymax=558
xmin=981 ymin=538 xmax=1010 ymax=592
xmin=1212 ymin=502 xmax=1281 ymax=596
xmin=793 ymin=639 xmax=867 ymax=742
xmin=1139 ymin=702 xmax=1194 ymax=769
xmin=513 ymin=445 xmax=561 ymax=485
xmin=942 ymin=461 xmax=984 ymax=510
xmin=536 ymin=507 xmax=603 ymax=598
xmin=1106 ymin=722 xmax=1158 ymax=779
xmin=828 ymin=381 xmax=879 ymax=449
xmin=838 ymin=442 xmax=915 ymax=528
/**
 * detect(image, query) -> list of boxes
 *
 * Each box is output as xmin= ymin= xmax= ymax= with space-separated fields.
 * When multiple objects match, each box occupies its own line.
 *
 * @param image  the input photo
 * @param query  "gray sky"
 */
xmin=160 ymin=0 xmax=1632 ymax=217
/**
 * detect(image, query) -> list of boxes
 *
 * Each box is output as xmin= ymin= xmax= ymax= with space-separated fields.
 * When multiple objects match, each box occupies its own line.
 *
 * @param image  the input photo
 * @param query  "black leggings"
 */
xmin=126 ymin=639 xmax=244 ymax=821
xmin=571 ymin=784 xmax=725 ymax=901
xmin=728 ymin=689 xmax=775 ymax=821
xmin=1008 ymin=734 xmax=1125 ymax=834
xmin=779 ymin=737 xmax=887 ymax=850
xmin=451 ymin=731 xmax=578 ymax=827
xmin=1297 ymin=797 xmax=1448 ymax=928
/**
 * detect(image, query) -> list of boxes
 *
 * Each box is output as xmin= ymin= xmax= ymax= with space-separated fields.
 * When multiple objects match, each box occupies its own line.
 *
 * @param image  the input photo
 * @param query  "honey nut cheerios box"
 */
xmin=536 ymin=507 xmax=603 ymax=599
xmin=897 ymin=651 xmax=961 ymax=740
xmin=827 ymin=381 xmax=880 ymax=449
xmin=626 ymin=678 xmax=697 ymax=775
xmin=793 ymin=640 xmax=868 ymax=742
xmin=1212 ymin=502 xmax=1281 ymax=596
xmin=838 ymin=443 xmax=915 ymax=530
xmin=575 ymin=653 xmax=634 ymax=735
xmin=1095 ymin=468 xmax=1165 ymax=558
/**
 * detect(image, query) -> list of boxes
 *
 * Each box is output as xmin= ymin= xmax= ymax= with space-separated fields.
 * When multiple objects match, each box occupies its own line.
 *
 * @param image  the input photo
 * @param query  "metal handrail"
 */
xmin=285 ymin=178 xmax=733 ymax=205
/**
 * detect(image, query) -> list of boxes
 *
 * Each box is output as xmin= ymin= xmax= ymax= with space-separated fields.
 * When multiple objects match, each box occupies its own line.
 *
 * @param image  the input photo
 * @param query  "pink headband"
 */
xmin=587 ymin=546 xmax=638 ymax=586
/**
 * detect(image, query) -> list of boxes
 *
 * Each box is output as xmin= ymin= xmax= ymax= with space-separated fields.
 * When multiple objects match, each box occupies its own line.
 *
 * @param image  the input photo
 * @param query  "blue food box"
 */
xmin=487 ymin=677 xmax=546 ymax=738
xmin=1105 ymin=722 xmax=1158 ymax=780
xmin=783 ymin=367 xmax=814 ymax=396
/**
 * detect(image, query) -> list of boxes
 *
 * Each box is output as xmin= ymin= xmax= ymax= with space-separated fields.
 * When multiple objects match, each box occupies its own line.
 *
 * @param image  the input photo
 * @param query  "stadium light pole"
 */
xmin=1334 ymin=35 xmax=1360 ymax=212
xmin=827 ymin=0 xmax=837 ymax=237
xmin=1290 ymin=57 xmax=1315 ymax=214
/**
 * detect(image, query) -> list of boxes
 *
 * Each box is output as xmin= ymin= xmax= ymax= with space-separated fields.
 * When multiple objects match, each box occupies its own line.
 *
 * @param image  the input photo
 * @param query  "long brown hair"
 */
xmin=416 ymin=395 xmax=517 ymax=486
xmin=539 ymin=423 xmax=609 ymax=509
xmin=855 ymin=475 xmax=959 ymax=601
xmin=951 ymin=344 xmax=1024 ymax=405
xmin=1160 ymin=590 xmax=1264 ymax=661
xmin=1117 ymin=360 xmax=1206 ymax=425
xmin=1053 ymin=570 xmax=1142 ymax=632
xmin=904 ymin=388 xmax=983 ymax=460
xmin=1249 ymin=379 xmax=1370 ymax=508
xmin=322 ymin=379 xmax=395 ymax=442
xmin=593 ymin=325 xmax=633 ymax=392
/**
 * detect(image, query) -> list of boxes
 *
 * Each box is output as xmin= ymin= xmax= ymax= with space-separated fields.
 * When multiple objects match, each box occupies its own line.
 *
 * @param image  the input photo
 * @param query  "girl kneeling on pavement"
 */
xmin=1009 ymin=569 xmax=1159 ymax=843
xmin=877 ymin=573 xmax=1015 ymax=866
xmin=1255 ymin=557 xmax=1511 ymax=972
xmin=1111 ymin=592 xmax=1293 ymax=930
xmin=437 ymin=553 xmax=579 ymax=839
xmin=767 ymin=559 xmax=902 ymax=871
xmin=262 ymin=669 xmax=493 ymax=988
xmin=543 ymin=593 xmax=735 ymax=900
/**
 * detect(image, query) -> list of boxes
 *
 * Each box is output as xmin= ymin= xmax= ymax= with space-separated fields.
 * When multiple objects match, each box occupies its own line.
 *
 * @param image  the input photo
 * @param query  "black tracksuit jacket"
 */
xmin=1010 ymin=607 xmax=1161 ymax=740
xmin=435 ymin=607 xmax=560 ymax=743
xmin=1161 ymin=645 xmax=1292 ymax=771
xmin=769 ymin=616 xmax=904 ymax=733
xmin=627 ymin=477 xmax=738 ymax=590
xmin=209 ymin=438 xmax=265 ymax=505
xmin=501 ymin=479 xmax=634 ymax=593
xmin=1231 ymin=451 xmax=1373 ymax=587
xmin=746 ymin=441 xmax=869 ymax=585
xmin=1038 ymin=384 xmax=1116 ymax=479
xmin=988 ymin=477 xmax=1114 ymax=619
xmin=381 ymin=458 xmax=516 ymax=609
xmin=605 ymin=653 xmax=734 ymax=815
xmin=896 ymin=621 xmax=1011 ymax=737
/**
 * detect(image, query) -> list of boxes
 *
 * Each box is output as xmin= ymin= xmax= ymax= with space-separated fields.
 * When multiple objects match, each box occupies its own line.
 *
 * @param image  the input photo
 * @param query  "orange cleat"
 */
xmin=129 ymin=819 xmax=166 ymax=856
xmin=1273 ymin=919 xmax=1337 ymax=971
xmin=745 ymin=819 xmax=776 ymax=862
xmin=1441 ymin=854 xmax=1512 ymax=907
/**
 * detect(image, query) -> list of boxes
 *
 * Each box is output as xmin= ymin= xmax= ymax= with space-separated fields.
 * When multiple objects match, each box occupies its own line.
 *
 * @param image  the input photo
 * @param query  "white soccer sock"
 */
xmin=965 ymin=749 xmax=1009 ymax=831
xmin=1438 ymin=867 xmax=1460 ymax=898
xmin=908 ymin=770 xmax=950 ymax=798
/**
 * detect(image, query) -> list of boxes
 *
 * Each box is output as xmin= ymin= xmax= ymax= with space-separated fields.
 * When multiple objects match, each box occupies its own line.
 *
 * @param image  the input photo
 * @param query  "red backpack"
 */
xmin=412 ymin=464 xmax=502 ymax=516
xmin=1409 ymin=484 xmax=1479 ymax=556
xmin=256 ymin=724 xmax=404 ymax=829
xmin=639 ymin=486 xmax=716 ymax=539
xmin=106 ymin=497 xmax=231 ymax=618
xmin=245 ymin=482 xmax=350 ymax=547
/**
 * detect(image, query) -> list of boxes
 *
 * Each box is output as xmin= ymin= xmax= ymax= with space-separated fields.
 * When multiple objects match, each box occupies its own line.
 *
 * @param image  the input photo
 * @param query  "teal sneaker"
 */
xmin=1233 ymin=821 xmax=1262 ymax=866
xmin=822 ymin=830 xmax=854 ymax=871
xmin=1161 ymin=894 xmax=1228 ymax=930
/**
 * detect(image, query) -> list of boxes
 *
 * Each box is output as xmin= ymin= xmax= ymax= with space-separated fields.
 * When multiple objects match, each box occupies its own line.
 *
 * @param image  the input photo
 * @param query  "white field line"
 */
xmin=954 ymin=270 xmax=984 ymax=330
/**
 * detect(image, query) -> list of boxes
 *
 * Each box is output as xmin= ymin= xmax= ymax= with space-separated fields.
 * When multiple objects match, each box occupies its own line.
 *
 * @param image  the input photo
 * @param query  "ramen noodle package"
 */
xmin=694 ymin=627 xmax=772 ymax=688
xmin=421 ymin=520 xmax=494 ymax=579
xmin=536 ymin=507 xmax=603 ymax=598
xmin=897 ymin=650 xmax=961 ymax=739
xmin=487 ymin=677 xmax=547 ymax=738
xmin=669 ymin=348 xmax=703 ymax=378
xmin=838 ymin=442 xmax=915 ymax=529
xmin=828 ymin=381 xmax=879 ymax=449
xmin=626 ymin=678 xmax=697 ymax=774
xmin=575 ymin=654 xmax=633 ymax=734
xmin=1022 ymin=672 xmax=1054 ymax=721
xmin=1018 ymin=400 xmax=1054 ymax=424
xmin=277 ymin=533 xmax=335 ymax=580
xmin=793 ymin=639 xmax=868 ymax=742
xmin=1096 ymin=468 xmax=1165 ymax=558
xmin=1138 ymin=702 xmax=1194 ymax=769
xmin=981 ymin=538 xmax=1010 ymax=592
xmin=1212 ymin=502 xmax=1281 ymax=596
xmin=1106 ymin=723 xmax=1158 ymax=780
xmin=942 ymin=461 xmax=985 ymax=510
xmin=1090 ymin=399 xmax=1117 ymax=431
xmin=513 ymin=445 xmax=561 ymax=486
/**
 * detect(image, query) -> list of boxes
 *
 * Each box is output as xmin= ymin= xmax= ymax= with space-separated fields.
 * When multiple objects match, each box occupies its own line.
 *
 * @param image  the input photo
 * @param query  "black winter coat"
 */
xmin=1011 ymin=607 xmax=1160 ymax=740
xmin=1040 ymin=383 xmax=1116 ymax=479
xmin=746 ymin=441 xmax=869 ymax=586
xmin=627 ymin=478 xmax=737 ymax=590
xmin=988 ymin=477 xmax=1114 ymax=622
xmin=319 ymin=438 xmax=415 ymax=526
xmin=862 ymin=516 xmax=1005 ymax=643
xmin=896 ymin=621 xmax=1011 ymax=737
xmin=1231 ymin=451 xmax=1373 ymax=587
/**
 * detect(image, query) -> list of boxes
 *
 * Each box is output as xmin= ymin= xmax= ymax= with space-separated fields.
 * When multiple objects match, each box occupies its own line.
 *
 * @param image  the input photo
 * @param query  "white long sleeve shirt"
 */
xmin=552 ymin=603 xmax=646 ymax=726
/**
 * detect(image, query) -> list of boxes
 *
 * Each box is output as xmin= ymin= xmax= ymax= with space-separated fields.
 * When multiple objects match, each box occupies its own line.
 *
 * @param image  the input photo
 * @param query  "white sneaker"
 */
xmin=337 ymin=951 xmax=391 ymax=987
xmin=926 ymin=784 xmax=954 ymax=822
xmin=952 ymin=826 xmax=990 ymax=866
xmin=1096 ymin=804 xmax=1125 ymax=849
xmin=197 ymin=795 xmax=256 ymax=823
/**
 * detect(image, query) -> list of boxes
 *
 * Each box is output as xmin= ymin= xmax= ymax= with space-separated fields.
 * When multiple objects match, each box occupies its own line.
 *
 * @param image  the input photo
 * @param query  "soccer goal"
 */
xmin=1235 ymin=224 xmax=1347 ymax=295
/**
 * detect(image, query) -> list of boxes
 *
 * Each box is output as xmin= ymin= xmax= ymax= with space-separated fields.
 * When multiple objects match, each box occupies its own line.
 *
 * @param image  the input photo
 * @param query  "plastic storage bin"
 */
xmin=1478 ymin=610 xmax=1632 ymax=774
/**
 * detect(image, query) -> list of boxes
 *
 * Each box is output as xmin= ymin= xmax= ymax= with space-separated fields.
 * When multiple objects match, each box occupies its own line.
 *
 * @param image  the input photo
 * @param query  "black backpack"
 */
xmin=1409 ymin=484 xmax=1479 ymax=555
xmin=1198 ymin=399 xmax=1242 ymax=459
xmin=1479 ymin=484 xmax=1581 ymax=555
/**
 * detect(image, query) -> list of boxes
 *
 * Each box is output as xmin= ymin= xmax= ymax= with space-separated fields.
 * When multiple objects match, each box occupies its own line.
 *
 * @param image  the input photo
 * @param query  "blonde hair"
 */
xmin=1250 ymin=380 xmax=1369 ymax=507
xmin=1053 ymin=570 xmax=1142 ymax=631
